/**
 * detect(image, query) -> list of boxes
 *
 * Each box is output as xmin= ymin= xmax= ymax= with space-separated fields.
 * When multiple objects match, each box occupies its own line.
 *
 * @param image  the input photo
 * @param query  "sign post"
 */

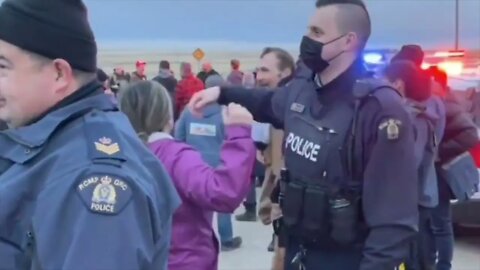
xmin=192 ymin=48 xmax=205 ymax=71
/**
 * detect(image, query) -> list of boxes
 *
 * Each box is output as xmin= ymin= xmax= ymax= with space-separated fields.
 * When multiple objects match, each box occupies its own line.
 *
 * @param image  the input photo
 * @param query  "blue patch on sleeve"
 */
xmin=84 ymin=121 xmax=127 ymax=162
xmin=76 ymin=173 xmax=133 ymax=215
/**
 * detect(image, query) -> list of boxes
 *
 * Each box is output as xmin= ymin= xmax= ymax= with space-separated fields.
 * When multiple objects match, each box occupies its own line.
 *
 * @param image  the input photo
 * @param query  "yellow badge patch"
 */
xmin=94 ymin=136 xmax=120 ymax=155
xmin=77 ymin=174 xmax=132 ymax=215
xmin=378 ymin=118 xmax=402 ymax=140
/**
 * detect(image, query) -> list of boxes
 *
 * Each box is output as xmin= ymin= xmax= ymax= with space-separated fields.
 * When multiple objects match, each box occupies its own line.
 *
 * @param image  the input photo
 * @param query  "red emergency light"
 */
xmin=423 ymin=61 xmax=463 ymax=77
xmin=433 ymin=50 xmax=465 ymax=58
xmin=421 ymin=63 xmax=431 ymax=70
xmin=438 ymin=61 xmax=464 ymax=76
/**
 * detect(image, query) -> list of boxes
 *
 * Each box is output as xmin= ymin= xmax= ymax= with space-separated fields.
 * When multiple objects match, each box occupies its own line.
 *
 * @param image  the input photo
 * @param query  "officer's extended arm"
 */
xmin=359 ymin=98 xmax=419 ymax=270
xmin=218 ymin=85 xmax=290 ymax=129
xmin=31 ymin=170 xmax=178 ymax=270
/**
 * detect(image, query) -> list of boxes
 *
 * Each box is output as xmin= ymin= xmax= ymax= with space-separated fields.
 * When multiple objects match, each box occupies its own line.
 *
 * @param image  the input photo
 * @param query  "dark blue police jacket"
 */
xmin=217 ymin=60 xmax=418 ymax=270
xmin=0 ymin=83 xmax=180 ymax=270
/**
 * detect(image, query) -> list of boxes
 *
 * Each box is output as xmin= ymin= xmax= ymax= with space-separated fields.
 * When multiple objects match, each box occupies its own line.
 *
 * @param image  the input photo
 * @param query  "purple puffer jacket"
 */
xmin=148 ymin=125 xmax=255 ymax=270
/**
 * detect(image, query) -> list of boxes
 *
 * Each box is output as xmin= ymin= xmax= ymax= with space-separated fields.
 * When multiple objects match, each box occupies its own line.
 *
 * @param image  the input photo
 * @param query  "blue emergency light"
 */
xmin=363 ymin=52 xmax=384 ymax=64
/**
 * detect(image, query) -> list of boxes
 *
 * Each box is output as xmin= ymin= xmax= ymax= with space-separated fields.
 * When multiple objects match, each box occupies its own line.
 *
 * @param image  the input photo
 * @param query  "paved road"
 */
xmin=218 ymin=207 xmax=480 ymax=270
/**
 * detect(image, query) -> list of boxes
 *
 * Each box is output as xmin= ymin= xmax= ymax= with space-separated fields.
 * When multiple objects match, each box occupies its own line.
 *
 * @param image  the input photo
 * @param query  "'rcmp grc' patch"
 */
xmin=378 ymin=118 xmax=402 ymax=141
xmin=76 ymin=174 xmax=133 ymax=215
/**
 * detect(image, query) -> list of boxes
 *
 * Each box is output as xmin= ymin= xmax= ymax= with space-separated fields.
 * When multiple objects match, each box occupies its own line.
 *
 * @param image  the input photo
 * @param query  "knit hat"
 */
xmin=0 ymin=0 xmax=97 ymax=72
xmin=391 ymin=45 xmax=425 ymax=67
xmin=384 ymin=60 xmax=431 ymax=102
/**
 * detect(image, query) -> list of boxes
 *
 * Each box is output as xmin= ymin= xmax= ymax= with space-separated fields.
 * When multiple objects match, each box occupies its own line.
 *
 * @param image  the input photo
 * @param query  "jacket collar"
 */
xmin=148 ymin=132 xmax=173 ymax=143
xmin=312 ymin=58 xmax=367 ymax=104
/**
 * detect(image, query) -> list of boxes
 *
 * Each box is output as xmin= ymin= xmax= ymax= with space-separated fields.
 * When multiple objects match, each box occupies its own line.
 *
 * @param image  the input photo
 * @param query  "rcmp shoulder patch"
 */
xmin=76 ymin=173 xmax=133 ymax=215
xmin=379 ymin=118 xmax=402 ymax=140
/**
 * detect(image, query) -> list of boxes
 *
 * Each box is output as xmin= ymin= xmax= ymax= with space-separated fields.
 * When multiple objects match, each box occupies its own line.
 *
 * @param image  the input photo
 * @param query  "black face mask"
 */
xmin=299 ymin=35 xmax=345 ymax=73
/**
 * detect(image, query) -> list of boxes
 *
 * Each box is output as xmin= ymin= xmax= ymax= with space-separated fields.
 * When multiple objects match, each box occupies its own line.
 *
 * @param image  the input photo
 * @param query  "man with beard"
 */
xmin=237 ymin=47 xmax=295 ymax=224
xmin=256 ymin=47 xmax=295 ymax=270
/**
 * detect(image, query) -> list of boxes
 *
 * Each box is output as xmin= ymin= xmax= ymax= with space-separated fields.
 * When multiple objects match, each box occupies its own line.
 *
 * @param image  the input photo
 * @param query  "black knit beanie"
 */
xmin=0 ymin=0 xmax=97 ymax=72
xmin=391 ymin=45 xmax=425 ymax=67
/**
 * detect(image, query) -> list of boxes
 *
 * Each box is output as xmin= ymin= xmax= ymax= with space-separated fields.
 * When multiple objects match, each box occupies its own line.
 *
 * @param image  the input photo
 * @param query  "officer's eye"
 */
xmin=308 ymin=26 xmax=323 ymax=37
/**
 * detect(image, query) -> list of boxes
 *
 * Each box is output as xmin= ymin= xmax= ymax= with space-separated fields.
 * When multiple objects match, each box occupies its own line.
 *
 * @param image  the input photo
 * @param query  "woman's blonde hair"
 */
xmin=119 ymin=80 xmax=173 ymax=141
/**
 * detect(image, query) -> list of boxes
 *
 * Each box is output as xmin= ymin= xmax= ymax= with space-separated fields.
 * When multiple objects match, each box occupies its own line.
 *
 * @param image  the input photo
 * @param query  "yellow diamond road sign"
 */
xmin=193 ymin=48 xmax=205 ymax=61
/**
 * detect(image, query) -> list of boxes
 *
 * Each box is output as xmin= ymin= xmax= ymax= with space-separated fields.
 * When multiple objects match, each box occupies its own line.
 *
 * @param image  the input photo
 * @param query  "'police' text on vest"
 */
xmin=285 ymin=132 xmax=320 ymax=162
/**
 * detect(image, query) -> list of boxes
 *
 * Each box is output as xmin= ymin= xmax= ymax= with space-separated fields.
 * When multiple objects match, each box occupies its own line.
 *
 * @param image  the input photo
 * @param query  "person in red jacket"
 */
xmin=175 ymin=62 xmax=205 ymax=119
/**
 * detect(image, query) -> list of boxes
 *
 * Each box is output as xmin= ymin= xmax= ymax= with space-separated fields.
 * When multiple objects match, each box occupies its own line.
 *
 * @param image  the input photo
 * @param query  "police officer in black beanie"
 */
xmin=0 ymin=0 xmax=180 ymax=269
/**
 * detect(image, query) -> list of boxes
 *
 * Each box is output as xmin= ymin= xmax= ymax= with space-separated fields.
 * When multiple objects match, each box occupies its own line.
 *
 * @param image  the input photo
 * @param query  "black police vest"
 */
xmin=283 ymin=88 xmax=355 ymax=189
xmin=280 ymin=78 xmax=395 ymax=247
xmin=280 ymin=82 xmax=366 ymax=248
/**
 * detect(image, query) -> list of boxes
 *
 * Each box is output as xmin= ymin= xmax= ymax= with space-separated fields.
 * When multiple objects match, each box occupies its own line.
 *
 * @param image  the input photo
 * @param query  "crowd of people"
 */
xmin=1 ymin=0 xmax=479 ymax=270
xmin=100 ymin=58 xmax=250 ymax=120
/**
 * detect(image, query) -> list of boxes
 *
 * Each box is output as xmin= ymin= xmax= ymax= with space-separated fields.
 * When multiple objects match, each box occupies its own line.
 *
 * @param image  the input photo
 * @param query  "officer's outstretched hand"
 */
xmin=222 ymin=103 xmax=253 ymax=126
xmin=188 ymin=86 xmax=221 ymax=117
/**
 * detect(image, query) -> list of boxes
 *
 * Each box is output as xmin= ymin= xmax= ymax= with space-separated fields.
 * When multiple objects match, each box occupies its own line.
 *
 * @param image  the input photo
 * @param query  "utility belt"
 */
xmin=279 ymin=169 xmax=365 ymax=249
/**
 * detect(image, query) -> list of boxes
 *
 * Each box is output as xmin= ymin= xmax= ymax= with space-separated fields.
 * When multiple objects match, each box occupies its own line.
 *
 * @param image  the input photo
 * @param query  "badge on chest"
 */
xmin=290 ymin=102 xmax=305 ymax=113
xmin=189 ymin=123 xmax=217 ymax=137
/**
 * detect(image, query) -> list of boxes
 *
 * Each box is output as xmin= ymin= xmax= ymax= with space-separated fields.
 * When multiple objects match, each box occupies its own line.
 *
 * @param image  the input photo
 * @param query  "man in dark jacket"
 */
xmin=197 ymin=61 xmax=219 ymax=84
xmin=393 ymin=44 xmax=479 ymax=270
xmin=153 ymin=60 xmax=177 ymax=105
xmin=432 ymin=85 xmax=478 ymax=270
xmin=386 ymin=59 xmax=446 ymax=270
xmin=0 ymin=121 xmax=7 ymax=130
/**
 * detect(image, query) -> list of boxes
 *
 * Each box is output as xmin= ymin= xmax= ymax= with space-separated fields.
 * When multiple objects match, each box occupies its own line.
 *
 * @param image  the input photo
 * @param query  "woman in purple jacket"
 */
xmin=119 ymin=80 xmax=256 ymax=270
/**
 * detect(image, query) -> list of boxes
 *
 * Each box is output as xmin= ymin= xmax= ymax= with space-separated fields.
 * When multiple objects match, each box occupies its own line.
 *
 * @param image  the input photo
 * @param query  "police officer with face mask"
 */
xmin=189 ymin=0 xmax=418 ymax=269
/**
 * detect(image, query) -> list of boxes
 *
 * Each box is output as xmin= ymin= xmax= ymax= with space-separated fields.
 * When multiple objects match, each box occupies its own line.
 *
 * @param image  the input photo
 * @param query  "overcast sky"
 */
xmin=84 ymin=0 xmax=479 ymax=50
xmin=2 ymin=0 xmax=479 ymax=50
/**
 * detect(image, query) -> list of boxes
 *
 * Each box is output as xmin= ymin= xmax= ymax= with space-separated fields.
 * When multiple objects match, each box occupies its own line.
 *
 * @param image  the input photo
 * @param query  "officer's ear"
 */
xmin=344 ymin=32 xmax=359 ymax=51
xmin=52 ymin=59 xmax=74 ymax=90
